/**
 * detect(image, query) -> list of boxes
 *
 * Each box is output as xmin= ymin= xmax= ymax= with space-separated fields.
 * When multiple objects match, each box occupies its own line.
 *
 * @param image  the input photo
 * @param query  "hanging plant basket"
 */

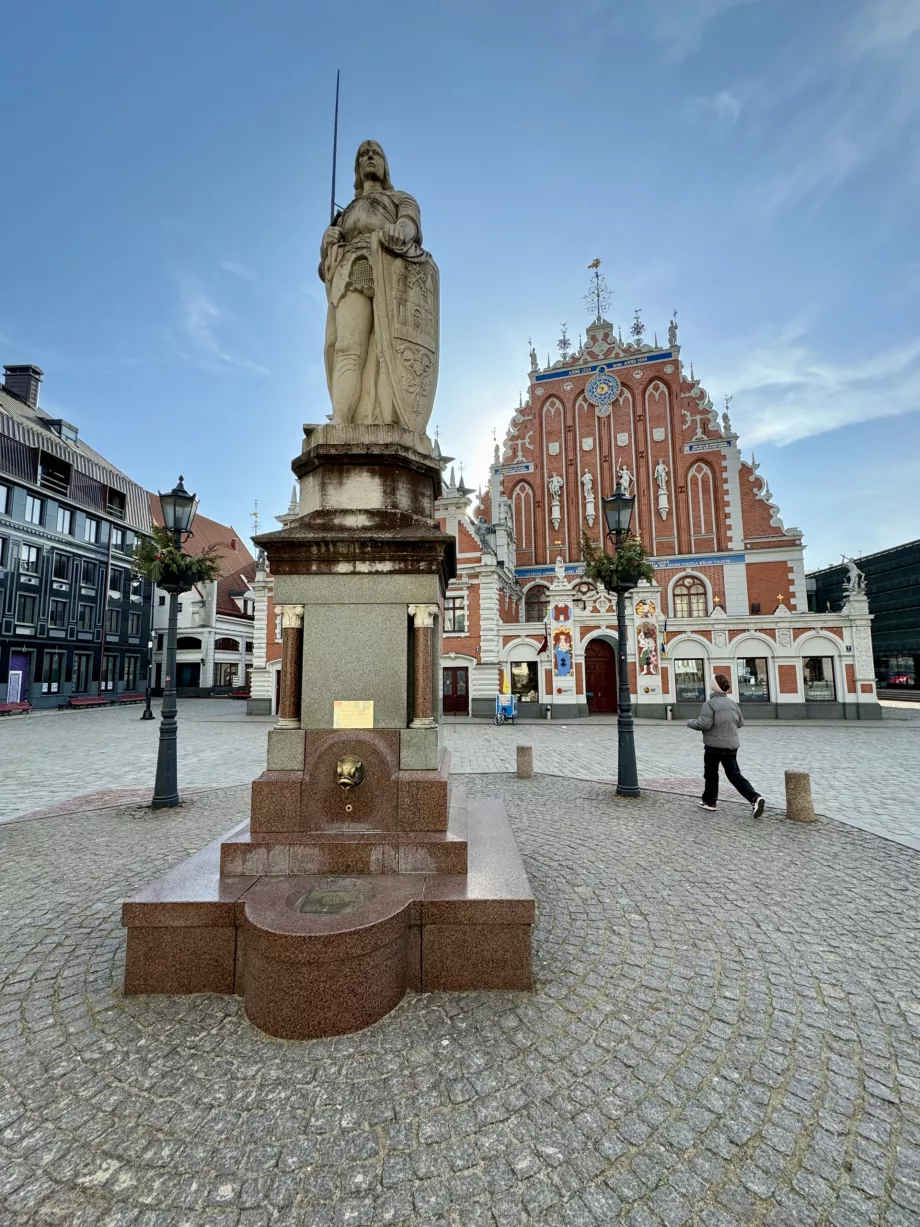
xmin=132 ymin=527 xmax=222 ymax=593
xmin=580 ymin=532 xmax=654 ymax=593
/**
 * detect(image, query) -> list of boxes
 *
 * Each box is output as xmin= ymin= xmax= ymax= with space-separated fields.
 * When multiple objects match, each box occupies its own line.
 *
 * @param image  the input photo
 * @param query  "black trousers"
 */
xmin=702 ymin=746 xmax=758 ymax=806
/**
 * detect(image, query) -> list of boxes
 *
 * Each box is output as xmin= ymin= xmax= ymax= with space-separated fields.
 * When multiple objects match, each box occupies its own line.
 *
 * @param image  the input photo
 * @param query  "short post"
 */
xmin=785 ymin=770 xmax=817 ymax=823
xmin=276 ymin=605 xmax=305 ymax=729
xmin=516 ymin=745 xmax=534 ymax=779
xmin=408 ymin=604 xmax=439 ymax=728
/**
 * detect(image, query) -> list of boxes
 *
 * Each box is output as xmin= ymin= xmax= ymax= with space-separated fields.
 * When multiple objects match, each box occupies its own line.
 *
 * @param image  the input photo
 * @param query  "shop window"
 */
xmin=41 ymin=651 xmax=65 ymax=694
xmin=803 ymin=657 xmax=836 ymax=701
xmin=124 ymin=655 xmax=139 ymax=690
xmin=444 ymin=595 xmax=466 ymax=633
xmin=509 ymin=660 xmax=539 ymax=702
xmin=525 ymin=585 xmax=550 ymax=623
xmin=72 ymin=653 xmax=92 ymax=693
xmin=673 ymin=576 xmax=707 ymax=618
xmin=875 ymin=655 xmax=917 ymax=689
xmin=737 ymin=657 xmax=770 ymax=701
xmin=674 ymin=659 xmax=706 ymax=702
xmin=215 ymin=662 xmax=238 ymax=686
xmin=100 ymin=654 xmax=118 ymax=691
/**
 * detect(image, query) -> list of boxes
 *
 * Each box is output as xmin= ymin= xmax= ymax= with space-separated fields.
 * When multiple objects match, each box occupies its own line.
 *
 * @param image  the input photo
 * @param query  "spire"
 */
xmin=584 ymin=258 xmax=610 ymax=323
xmin=288 ymin=484 xmax=298 ymax=514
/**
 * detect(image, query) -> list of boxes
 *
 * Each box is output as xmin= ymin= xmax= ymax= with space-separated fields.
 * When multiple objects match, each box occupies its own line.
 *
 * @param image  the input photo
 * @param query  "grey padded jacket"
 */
xmin=687 ymin=689 xmax=744 ymax=749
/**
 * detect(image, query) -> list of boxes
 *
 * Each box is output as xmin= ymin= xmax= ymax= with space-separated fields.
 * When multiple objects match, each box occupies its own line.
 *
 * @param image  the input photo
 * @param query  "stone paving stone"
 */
xmin=1 ymin=774 xmax=920 ymax=1224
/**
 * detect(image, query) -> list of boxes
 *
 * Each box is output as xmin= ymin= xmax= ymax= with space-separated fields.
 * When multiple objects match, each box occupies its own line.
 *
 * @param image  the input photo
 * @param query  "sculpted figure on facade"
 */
xmin=319 ymin=141 xmax=439 ymax=433
xmin=654 ymin=458 xmax=670 ymax=521
xmin=842 ymin=556 xmax=866 ymax=598
xmin=617 ymin=464 xmax=634 ymax=497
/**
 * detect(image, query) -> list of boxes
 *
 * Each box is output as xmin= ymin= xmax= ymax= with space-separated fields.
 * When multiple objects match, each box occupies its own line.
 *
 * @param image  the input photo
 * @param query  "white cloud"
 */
xmin=705 ymin=323 xmax=920 ymax=446
xmin=712 ymin=90 xmax=742 ymax=124
xmin=220 ymin=259 xmax=257 ymax=281
xmin=175 ymin=276 xmax=269 ymax=376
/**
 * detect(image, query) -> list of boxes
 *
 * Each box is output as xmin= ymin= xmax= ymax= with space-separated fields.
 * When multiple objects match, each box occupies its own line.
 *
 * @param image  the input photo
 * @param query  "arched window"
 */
xmin=215 ymin=637 xmax=240 ymax=652
xmin=688 ymin=462 xmax=716 ymax=545
xmin=672 ymin=576 xmax=707 ymax=618
xmin=512 ymin=482 xmax=534 ymax=551
xmin=525 ymin=585 xmax=550 ymax=623
xmin=176 ymin=636 xmax=202 ymax=650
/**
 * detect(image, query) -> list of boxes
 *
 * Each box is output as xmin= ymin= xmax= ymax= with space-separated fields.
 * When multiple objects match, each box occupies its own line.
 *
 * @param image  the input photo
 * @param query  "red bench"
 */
xmin=116 ymin=693 xmax=146 ymax=705
xmin=0 ymin=701 xmax=31 ymax=716
xmin=230 ymin=689 xmax=250 ymax=700
xmin=64 ymin=696 xmax=108 ymax=710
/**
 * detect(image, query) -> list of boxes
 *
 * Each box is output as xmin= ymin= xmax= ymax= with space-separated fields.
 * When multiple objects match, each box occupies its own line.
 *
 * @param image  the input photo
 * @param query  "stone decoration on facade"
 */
xmin=654 ymin=459 xmax=670 ymax=520
xmin=548 ymin=472 xmax=563 ymax=530
xmin=581 ymin=469 xmax=596 ymax=527
xmin=616 ymin=432 xmax=629 ymax=447
xmin=585 ymin=367 xmax=621 ymax=409
xmin=777 ymin=627 xmax=793 ymax=647
xmin=843 ymin=556 xmax=867 ymax=599
xmin=853 ymin=623 xmax=874 ymax=678
xmin=617 ymin=464 xmax=634 ymax=497
xmin=713 ymin=628 xmax=729 ymax=650
xmin=319 ymin=141 xmax=439 ymax=433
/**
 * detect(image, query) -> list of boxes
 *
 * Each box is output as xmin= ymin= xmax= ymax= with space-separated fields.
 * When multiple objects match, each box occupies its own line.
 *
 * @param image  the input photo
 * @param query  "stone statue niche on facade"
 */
xmin=319 ymin=141 xmax=440 ymax=434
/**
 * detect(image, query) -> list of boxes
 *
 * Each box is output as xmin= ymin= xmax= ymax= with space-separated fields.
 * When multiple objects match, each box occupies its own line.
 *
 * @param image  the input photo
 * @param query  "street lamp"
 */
xmin=600 ymin=488 xmax=641 ymax=798
xmin=152 ymin=476 xmax=199 ymax=809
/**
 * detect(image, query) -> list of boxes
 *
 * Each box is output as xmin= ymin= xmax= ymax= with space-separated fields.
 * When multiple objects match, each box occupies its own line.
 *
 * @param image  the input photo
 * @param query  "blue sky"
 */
xmin=3 ymin=0 xmax=919 ymax=568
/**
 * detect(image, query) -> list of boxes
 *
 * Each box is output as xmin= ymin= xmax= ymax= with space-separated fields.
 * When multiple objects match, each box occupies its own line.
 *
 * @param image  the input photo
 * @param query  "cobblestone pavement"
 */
xmin=2 ymin=776 xmax=920 ymax=1226
xmin=4 ymin=700 xmax=920 ymax=852
xmin=443 ymin=715 xmax=920 ymax=852
xmin=0 ymin=700 xmax=271 ymax=823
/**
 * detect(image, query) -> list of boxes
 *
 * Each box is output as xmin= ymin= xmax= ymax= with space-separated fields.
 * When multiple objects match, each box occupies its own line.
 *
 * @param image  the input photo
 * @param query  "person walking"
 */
xmin=687 ymin=673 xmax=766 ymax=817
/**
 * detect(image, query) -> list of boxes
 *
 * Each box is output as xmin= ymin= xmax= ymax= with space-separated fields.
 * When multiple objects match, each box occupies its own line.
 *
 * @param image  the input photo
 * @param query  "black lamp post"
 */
xmin=601 ymin=488 xmax=641 ymax=798
xmin=151 ymin=476 xmax=199 ymax=809
xmin=140 ymin=634 xmax=155 ymax=721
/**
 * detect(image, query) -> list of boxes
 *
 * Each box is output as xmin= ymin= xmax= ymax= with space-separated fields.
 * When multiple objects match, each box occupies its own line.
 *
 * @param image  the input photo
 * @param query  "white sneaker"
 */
xmin=698 ymin=801 xmax=716 ymax=811
xmin=751 ymin=796 xmax=765 ymax=819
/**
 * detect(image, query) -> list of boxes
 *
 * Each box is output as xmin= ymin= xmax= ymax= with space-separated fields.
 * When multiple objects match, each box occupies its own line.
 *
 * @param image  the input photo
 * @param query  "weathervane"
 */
xmin=250 ymin=500 xmax=260 ymax=537
xmin=584 ymin=258 xmax=611 ymax=322
xmin=630 ymin=309 xmax=645 ymax=342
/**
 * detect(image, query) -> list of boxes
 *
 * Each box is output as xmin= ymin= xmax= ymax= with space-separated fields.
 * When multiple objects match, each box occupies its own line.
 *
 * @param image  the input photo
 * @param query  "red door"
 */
xmin=442 ymin=667 xmax=469 ymax=715
xmin=585 ymin=640 xmax=617 ymax=713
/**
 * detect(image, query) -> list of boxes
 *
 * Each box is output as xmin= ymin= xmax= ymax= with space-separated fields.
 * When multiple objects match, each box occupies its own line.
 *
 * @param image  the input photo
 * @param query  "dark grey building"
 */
xmin=0 ymin=364 xmax=154 ymax=708
xmin=808 ymin=539 xmax=920 ymax=693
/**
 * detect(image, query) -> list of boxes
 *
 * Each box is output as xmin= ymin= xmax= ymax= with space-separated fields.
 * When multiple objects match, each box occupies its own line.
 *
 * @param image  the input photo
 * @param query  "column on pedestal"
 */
xmin=408 ymin=604 xmax=439 ymax=728
xmin=276 ymin=604 xmax=305 ymax=728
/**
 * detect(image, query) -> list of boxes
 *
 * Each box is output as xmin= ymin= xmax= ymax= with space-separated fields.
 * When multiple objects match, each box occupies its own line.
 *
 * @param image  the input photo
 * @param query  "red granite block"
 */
xmin=396 ymin=748 xmax=451 ymax=832
xmin=301 ymin=729 xmax=400 ymax=834
xmin=124 ymin=926 xmax=237 ymax=995
xmin=398 ymin=834 xmax=467 ymax=874
xmin=289 ymin=842 xmax=398 ymax=875
xmin=421 ymin=923 xmax=532 ymax=992
xmin=250 ymin=772 xmax=303 ymax=835
xmin=407 ymin=924 xmax=421 ymax=992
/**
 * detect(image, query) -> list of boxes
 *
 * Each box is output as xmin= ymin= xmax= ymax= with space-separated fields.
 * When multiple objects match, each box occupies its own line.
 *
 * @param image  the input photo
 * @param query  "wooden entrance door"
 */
xmin=585 ymin=639 xmax=617 ymax=713
xmin=442 ymin=667 xmax=469 ymax=715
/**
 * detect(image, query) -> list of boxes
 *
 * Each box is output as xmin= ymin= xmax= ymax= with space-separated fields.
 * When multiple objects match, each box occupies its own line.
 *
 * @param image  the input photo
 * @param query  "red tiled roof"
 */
xmin=148 ymin=493 xmax=256 ymax=619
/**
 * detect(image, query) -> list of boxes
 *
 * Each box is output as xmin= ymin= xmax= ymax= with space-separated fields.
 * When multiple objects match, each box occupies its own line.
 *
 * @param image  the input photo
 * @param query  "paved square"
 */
xmin=1 ymin=775 xmax=919 ymax=1225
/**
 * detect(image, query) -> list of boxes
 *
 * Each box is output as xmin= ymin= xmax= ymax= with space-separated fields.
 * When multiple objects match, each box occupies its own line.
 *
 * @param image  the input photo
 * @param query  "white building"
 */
xmin=149 ymin=495 xmax=256 ymax=696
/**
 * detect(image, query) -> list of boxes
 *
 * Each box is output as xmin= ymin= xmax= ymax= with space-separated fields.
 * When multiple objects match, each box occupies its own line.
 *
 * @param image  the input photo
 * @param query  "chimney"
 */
xmin=3 ymin=364 xmax=44 ymax=408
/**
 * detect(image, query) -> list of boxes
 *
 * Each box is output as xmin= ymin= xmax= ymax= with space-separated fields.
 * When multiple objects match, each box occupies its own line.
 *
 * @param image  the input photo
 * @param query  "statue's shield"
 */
xmin=371 ymin=236 xmax=439 ymax=434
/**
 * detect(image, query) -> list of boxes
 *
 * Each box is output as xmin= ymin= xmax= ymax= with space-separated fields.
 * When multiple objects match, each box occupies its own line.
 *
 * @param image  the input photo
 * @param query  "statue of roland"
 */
xmin=319 ymin=141 xmax=439 ymax=434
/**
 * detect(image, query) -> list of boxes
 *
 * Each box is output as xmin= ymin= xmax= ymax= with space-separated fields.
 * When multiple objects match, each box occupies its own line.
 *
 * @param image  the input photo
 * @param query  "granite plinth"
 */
xmin=121 ymin=784 xmax=534 ymax=1039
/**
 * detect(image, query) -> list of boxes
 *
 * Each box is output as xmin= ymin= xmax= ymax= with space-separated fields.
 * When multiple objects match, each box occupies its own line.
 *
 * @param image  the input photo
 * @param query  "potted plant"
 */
xmin=133 ymin=527 xmax=222 ymax=593
xmin=581 ymin=532 xmax=654 ymax=592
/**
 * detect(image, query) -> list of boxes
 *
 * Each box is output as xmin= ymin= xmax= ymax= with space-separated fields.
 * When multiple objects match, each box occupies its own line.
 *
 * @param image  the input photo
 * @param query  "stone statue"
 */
xmin=654 ymin=459 xmax=669 ymax=521
xmin=319 ymin=141 xmax=439 ymax=433
xmin=530 ymin=346 xmax=539 ymax=372
xmin=668 ymin=316 xmax=678 ymax=347
xmin=842 ymin=556 xmax=866 ymax=597
xmin=554 ymin=555 xmax=567 ymax=584
xmin=548 ymin=473 xmax=563 ymax=499
xmin=617 ymin=464 xmax=633 ymax=497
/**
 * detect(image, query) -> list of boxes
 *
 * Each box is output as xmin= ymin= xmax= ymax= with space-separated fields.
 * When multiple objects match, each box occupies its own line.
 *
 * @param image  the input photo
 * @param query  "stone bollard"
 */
xmin=517 ymin=745 xmax=534 ymax=779
xmin=785 ymin=770 xmax=817 ymax=823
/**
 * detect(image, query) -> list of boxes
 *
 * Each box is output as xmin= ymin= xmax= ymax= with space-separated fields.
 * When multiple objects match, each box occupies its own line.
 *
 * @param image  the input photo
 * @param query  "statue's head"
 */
xmin=354 ymin=141 xmax=393 ymax=194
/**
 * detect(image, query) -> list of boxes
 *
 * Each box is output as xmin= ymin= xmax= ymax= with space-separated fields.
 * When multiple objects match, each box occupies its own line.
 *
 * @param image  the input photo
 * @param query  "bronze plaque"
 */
xmin=333 ymin=700 xmax=374 ymax=729
xmin=297 ymin=887 xmax=362 ymax=916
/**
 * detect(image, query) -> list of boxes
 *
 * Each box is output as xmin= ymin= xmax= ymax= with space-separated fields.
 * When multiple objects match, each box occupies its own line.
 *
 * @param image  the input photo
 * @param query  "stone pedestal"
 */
xmin=122 ymin=424 xmax=534 ymax=1039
